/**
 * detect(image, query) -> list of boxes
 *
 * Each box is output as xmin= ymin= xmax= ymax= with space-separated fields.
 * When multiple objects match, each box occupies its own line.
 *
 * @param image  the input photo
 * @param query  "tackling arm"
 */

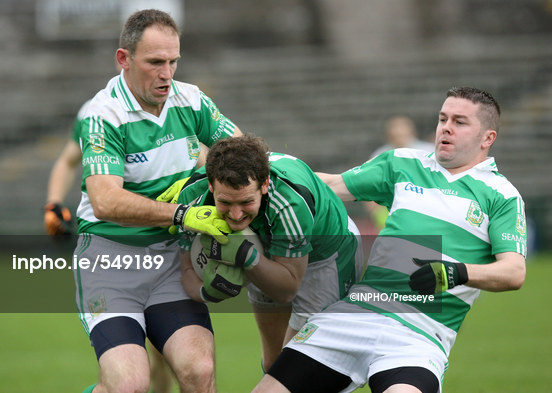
xmin=315 ymin=172 xmax=356 ymax=202
xmin=86 ymin=174 xmax=177 ymax=227
xmin=464 ymin=251 xmax=525 ymax=292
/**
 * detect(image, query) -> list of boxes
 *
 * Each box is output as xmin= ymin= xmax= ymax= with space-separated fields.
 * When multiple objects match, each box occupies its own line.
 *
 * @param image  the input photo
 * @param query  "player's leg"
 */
xmin=254 ymin=348 xmax=353 ymax=393
xmin=369 ymin=367 xmax=439 ymax=393
xmin=148 ymin=339 xmax=174 ymax=393
xmin=252 ymin=374 xmax=291 ymax=393
xmin=251 ymin=304 xmax=292 ymax=371
xmin=145 ymin=300 xmax=215 ymax=393
xmin=89 ymin=316 xmax=151 ymax=393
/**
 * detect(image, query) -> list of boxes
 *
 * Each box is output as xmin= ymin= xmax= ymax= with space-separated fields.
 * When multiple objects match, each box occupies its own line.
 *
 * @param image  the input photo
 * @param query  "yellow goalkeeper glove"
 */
xmin=172 ymin=205 xmax=230 ymax=244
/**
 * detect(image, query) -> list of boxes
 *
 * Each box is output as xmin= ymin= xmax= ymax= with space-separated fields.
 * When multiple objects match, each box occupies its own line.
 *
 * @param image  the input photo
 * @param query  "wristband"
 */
xmin=172 ymin=204 xmax=189 ymax=227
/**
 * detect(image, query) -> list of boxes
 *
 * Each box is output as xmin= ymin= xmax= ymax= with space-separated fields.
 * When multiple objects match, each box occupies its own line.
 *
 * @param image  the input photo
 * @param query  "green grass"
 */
xmin=0 ymin=253 xmax=550 ymax=392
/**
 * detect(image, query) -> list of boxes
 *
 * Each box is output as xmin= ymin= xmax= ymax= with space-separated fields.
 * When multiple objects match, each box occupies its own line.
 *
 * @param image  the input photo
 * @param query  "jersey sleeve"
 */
xmin=341 ymin=150 xmax=396 ymax=208
xmin=264 ymin=182 xmax=315 ymax=259
xmin=195 ymin=91 xmax=237 ymax=147
xmin=488 ymin=194 xmax=528 ymax=257
xmin=79 ymin=115 xmax=125 ymax=179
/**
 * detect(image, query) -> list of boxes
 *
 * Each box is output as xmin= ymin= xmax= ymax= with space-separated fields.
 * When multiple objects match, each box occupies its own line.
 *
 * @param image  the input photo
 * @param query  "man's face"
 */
xmin=119 ymin=26 xmax=180 ymax=117
xmin=209 ymin=178 xmax=269 ymax=232
xmin=435 ymin=97 xmax=496 ymax=174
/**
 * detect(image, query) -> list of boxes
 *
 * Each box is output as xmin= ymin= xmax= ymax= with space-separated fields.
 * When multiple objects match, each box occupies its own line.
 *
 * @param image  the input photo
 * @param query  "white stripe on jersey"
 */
xmin=123 ymin=137 xmax=197 ymax=183
xmin=389 ymin=182 xmax=490 ymax=244
xmin=76 ymin=192 xmax=100 ymax=223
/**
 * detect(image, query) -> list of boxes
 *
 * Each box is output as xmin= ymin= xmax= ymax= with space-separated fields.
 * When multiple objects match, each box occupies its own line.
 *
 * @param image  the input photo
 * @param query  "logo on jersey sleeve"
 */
xmin=90 ymin=134 xmax=105 ymax=153
xmin=466 ymin=200 xmax=484 ymax=227
xmin=516 ymin=213 xmax=526 ymax=236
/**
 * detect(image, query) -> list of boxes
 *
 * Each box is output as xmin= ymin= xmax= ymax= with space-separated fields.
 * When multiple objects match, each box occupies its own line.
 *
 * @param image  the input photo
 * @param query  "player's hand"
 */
xmin=409 ymin=258 xmax=468 ymax=294
xmin=44 ymin=202 xmax=73 ymax=236
xmin=156 ymin=177 xmax=190 ymax=204
xmin=200 ymin=231 xmax=260 ymax=270
xmin=173 ymin=205 xmax=230 ymax=244
xmin=200 ymin=260 xmax=245 ymax=303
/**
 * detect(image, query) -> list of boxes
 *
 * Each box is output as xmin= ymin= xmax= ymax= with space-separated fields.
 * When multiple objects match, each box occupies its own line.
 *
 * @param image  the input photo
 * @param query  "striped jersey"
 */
xmin=178 ymin=152 xmax=360 ymax=296
xmin=76 ymin=71 xmax=237 ymax=243
xmin=71 ymin=99 xmax=92 ymax=144
xmin=342 ymin=148 xmax=527 ymax=356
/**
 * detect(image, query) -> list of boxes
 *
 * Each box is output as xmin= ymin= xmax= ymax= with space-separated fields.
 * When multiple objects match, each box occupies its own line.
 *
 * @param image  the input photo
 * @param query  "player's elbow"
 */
xmin=509 ymin=268 xmax=525 ymax=290
xmin=90 ymin=199 xmax=115 ymax=221
xmin=504 ymin=263 xmax=525 ymax=291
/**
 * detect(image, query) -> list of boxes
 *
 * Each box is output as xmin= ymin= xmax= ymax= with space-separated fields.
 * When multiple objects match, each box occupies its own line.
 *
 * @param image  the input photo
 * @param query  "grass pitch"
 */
xmin=0 ymin=253 xmax=550 ymax=392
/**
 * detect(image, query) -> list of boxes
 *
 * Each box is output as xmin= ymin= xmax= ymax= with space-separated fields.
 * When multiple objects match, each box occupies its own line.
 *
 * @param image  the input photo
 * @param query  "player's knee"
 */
xmin=103 ymin=373 xmax=150 ymax=393
xmin=173 ymin=353 xmax=215 ymax=391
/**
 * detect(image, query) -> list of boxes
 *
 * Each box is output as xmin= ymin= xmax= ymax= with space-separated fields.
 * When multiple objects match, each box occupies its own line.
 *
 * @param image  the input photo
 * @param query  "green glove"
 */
xmin=409 ymin=258 xmax=468 ymax=294
xmin=200 ymin=260 xmax=246 ymax=303
xmin=173 ymin=205 xmax=230 ymax=244
xmin=200 ymin=231 xmax=260 ymax=270
xmin=156 ymin=177 xmax=190 ymax=204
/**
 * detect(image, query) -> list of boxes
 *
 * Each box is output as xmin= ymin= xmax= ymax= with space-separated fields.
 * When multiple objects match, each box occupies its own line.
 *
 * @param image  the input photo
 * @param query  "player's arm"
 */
xmin=464 ymin=251 xmax=525 ymax=292
xmin=315 ymin=172 xmax=356 ymax=201
xmin=246 ymin=254 xmax=308 ymax=304
xmin=86 ymin=174 xmax=177 ymax=226
xmin=409 ymin=252 xmax=525 ymax=294
xmin=46 ymin=140 xmax=82 ymax=204
xmin=232 ymin=125 xmax=243 ymax=137
xmin=86 ymin=174 xmax=230 ymax=241
xmin=44 ymin=140 xmax=82 ymax=236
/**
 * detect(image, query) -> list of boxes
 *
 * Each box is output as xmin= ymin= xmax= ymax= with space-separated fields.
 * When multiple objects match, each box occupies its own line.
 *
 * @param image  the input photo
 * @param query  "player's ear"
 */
xmin=208 ymin=181 xmax=214 ymax=193
xmin=116 ymin=48 xmax=130 ymax=70
xmin=482 ymin=129 xmax=497 ymax=150
xmin=261 ymin=178 xmax=269 ymax=195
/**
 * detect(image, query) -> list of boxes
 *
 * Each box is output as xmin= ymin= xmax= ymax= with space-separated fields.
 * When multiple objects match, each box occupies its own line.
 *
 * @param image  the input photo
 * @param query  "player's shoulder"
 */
xmin=170 ymin=80 xmax=202 ymax=111
xmin=392 ymin=147 xmax=432 ymax=160
xmin=177 ymin=169 xmax=209 ymax=204
xmin=81 ymin=76 xmax=128 ymax=126
xmin=268 ymin=152 xmax=315 ymax=180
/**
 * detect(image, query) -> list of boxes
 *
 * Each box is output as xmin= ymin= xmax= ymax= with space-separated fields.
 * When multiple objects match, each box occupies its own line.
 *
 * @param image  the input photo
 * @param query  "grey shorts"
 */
xmin=247 ymin=217 xmax=365 ymax=331
xmin=74 ymin=234 xmax=190 ymax=335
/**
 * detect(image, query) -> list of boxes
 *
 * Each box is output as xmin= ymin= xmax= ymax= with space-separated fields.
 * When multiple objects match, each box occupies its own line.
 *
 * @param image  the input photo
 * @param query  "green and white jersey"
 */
xmin=342 ymin=148 xmax=527 ymax=356
xmin=178 ymin=152 xmax=360 ymax=296
xmin=71 ymin=99 xmax=92 ymax=144
xmin=76 ymin=71 xmax=237 ymax=244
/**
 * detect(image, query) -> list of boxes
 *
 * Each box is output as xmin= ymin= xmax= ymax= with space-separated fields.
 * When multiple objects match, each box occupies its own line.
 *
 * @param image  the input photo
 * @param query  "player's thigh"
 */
xmin=98 ymin=342 xmax=150 ymax=392
xmin=145 ymin=299 xmax=212 ymax=353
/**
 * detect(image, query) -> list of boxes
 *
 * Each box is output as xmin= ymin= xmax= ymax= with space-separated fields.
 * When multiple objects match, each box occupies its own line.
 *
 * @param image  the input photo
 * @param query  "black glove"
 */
xmin=409 ymin=258 xmax=468 ymax=294
xmin=44 ymin=202 xmax=73 ymax=236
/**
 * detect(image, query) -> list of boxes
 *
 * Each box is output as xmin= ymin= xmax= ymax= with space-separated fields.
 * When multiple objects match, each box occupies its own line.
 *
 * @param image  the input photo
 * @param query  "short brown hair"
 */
xmin=206 ymin=135 xmax=270 ymax=190
xmin=446 ymin=87 xmax=501 ymax=132
xmin=119 ymin=9 xmax=180 ymax=55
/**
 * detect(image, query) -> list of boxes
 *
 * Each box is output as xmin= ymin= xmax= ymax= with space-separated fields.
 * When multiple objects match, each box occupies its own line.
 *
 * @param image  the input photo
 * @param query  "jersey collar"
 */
xmin=114 ymin=70 xmax=177 ymax=113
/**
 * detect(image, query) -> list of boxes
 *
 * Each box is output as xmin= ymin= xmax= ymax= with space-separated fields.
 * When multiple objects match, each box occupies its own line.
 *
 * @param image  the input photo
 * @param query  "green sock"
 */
xmin=260 ymin=358 xmax=266 ymax=375
xmin=82 ymin=383 xmax=97 ymax=393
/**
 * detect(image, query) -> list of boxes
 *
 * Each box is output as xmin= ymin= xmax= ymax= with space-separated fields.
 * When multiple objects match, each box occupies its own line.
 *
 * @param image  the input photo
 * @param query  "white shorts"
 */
xmin=248 ymin=217 xmax=365 ymax=331
xmin=74 ymin=234 xmax=190 ymax=335
xmin=285 ymin=304 xmax=448 ymax=392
